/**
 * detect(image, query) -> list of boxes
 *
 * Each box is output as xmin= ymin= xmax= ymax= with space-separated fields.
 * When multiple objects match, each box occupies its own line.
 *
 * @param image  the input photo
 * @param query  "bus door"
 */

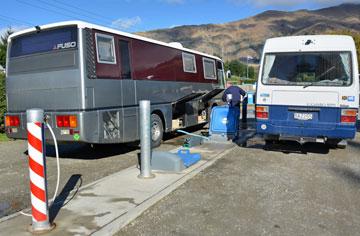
xmin=119 ymin=39 xmax=138 ymax=141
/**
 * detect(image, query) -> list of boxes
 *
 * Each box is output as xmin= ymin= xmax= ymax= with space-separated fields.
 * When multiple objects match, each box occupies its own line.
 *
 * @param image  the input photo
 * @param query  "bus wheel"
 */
xmin=151 ymin=113 xmax=164 ymax=148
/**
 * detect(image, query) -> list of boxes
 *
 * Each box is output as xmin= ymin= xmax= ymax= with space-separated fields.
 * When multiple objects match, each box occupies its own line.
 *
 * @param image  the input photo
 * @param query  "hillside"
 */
xmin=138 ymin=3 xmax=360 ymax=62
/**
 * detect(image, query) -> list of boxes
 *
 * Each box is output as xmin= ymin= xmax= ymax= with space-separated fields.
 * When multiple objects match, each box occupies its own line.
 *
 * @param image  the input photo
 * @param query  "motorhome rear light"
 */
xmin=69 ymin=116 xmax=77 ymax=128
xmin=5 ymin=115 xmax=20 ymax=127
xmin=341 ymin=109 xmax=357 ymax=124
xmin=5 ymin=116 xmax=10 ymax=127
xmin=56 ymin=115 xmax=77 ymax=128
xmin=56 ymin=116 xmax=63 ymax=127
xmin=256 ymin=106 xmax=269 ymax=120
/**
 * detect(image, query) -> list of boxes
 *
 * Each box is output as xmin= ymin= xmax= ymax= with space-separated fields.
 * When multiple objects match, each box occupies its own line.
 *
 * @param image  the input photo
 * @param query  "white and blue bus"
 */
xmin=256 ymin=35 xmax=359 ymax=147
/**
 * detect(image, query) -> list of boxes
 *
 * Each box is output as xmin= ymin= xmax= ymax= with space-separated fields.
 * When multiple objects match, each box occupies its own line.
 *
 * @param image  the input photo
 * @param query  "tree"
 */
xmin=224 ymin=59 xmax=257 ymax=80
xmin=248 ymin=66 xmax=255 ymax=80
xmin=0 ymin=28 xmax=13 ymax=68
xmin=0 ymin=73 xmax=6 ymax=132
xmin=0 ymin=28 xmax=12 ymax=132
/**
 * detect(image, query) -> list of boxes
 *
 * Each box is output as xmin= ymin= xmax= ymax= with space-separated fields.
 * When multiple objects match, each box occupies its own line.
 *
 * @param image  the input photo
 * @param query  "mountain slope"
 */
xmin=138 ymin=3 xmax=360 ymax=62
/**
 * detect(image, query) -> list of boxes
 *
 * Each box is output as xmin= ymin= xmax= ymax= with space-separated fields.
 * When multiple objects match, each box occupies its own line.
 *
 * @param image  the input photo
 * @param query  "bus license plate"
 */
xmin=294 ymin=113 xmax=313 ymax=121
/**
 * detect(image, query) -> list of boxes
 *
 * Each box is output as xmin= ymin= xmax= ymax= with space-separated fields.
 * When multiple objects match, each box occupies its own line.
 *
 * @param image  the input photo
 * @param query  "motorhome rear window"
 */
xmin=262 ymin=52 xmax=353 ymax=87
xmin=10 ymin=26 xmax=78 ymax=58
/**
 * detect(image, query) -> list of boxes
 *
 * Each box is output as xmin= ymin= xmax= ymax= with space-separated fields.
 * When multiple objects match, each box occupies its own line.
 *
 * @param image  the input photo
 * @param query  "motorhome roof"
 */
xmin=263 ymin=35 xmax=356 ymax=53
xmin=8 ymin=20 xmax=221 ymax=61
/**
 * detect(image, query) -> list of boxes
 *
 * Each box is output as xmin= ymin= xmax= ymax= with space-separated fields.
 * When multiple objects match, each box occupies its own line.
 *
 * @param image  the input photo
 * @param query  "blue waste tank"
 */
xmin=177 ymin=149 xmax=201 ymax=167
xmin=209 ymin=105 xmax=240 ymax=136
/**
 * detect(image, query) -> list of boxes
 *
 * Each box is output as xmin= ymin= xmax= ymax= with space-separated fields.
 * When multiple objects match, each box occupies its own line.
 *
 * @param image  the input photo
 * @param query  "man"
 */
xmin=222 ymin=82 xmax=246 ymax=107
xmin=222 ymin=81 xmax=248 ymax=127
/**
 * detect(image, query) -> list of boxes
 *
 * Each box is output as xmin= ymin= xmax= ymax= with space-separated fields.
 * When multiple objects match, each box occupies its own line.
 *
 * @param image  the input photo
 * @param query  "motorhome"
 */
xmin=4 ymin=21 xmax=225 ymax=146
xmin=256 ymin=35 xmax=359 ymax=147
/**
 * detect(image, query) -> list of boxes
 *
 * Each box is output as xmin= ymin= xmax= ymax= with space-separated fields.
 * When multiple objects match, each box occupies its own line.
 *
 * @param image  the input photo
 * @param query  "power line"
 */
xmin=51 ymin=0 xmax=115 ymax=22
xmin=49 ymin=0 xmax=144 ymax=32
xmin=35 ymin=0 xmax=110 ymax=25
xmin=16 ymin=0 xmax=86 ymax=21
xmin=0 ymin=13 xmax=34 ymax=26
xmin=0 ymin=16 xmax=19 ymax=26
xmin=16 ymin=0 xmax=144 ymax=32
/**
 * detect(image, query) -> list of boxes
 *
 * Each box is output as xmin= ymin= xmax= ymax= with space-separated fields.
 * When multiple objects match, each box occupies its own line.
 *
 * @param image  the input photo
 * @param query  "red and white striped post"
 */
xmin=26 ymin=109 xmax=55 ymax=233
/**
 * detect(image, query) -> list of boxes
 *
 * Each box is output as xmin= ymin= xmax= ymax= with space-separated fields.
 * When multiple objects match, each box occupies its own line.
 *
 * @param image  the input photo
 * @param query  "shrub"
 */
xmin=0 ymin=73 xmax=6 ymax=133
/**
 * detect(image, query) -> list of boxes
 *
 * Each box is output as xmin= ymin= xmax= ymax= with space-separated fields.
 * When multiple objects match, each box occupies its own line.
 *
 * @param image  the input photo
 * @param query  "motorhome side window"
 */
xmin=217 ymin=61 xmax=225 ymax=87
xmin=262 ymin=52 xmax=352 ymax=86
xmin=119 ymin=40 xmax=132 ymax=79
xmin=95 ymin=33 xmax=116 ymax=64
xmin=203 ymin=57 xmax=216 ymax=80
xmin=182 ymin=53 xmax=197 ymax=73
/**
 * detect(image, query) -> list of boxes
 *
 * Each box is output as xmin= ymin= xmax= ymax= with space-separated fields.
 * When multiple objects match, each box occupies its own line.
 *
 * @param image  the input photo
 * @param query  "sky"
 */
xmin=1 ymin=0 xmax=360 ymax=35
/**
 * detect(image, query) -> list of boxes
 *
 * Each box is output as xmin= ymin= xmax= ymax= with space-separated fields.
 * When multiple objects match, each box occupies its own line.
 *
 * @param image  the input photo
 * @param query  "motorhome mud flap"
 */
xmin=200 ymin=88 xmax=224 ymax=103
xmin=184 ymin=100 xmax=199 ymax=127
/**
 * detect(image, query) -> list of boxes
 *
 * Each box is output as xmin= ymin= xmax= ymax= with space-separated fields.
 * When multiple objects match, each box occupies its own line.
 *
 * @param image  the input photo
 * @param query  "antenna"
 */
xmin=35 ymin=25 xmax=41 ymax=33
xmin=305 ymin=39 xmax=313 ymax=45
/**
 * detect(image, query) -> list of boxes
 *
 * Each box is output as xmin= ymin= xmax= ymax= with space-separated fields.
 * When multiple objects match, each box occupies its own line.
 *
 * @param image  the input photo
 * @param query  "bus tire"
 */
xmin=151 ymin=113 xmax=164 ymax=148
xmin=327 ymin=139 xmax=347 ymax=149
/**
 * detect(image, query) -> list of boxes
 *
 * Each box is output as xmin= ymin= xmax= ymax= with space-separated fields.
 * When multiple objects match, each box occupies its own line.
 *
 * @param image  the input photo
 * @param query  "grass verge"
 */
xmin=0 ymin=133 xmax=9 ymax=142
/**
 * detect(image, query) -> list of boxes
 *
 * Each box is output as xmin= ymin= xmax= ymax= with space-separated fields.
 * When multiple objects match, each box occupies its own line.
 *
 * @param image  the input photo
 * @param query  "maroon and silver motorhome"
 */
xmin=5 ymin=21 xmax=225 ymax=146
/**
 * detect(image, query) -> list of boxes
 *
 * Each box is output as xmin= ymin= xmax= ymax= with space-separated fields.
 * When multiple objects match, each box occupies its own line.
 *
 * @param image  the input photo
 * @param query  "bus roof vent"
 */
xmin=169 ymin=42 xmax=183 ymax=48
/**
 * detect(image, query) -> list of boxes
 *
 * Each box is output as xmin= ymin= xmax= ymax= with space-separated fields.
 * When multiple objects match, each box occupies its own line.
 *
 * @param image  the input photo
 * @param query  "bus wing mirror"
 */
xmin=226 ymin=70 xmax=232 ymax=79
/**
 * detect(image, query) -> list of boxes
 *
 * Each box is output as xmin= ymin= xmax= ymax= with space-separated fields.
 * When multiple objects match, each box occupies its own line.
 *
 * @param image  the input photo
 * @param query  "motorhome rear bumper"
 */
xmin=5 ymin=110 xmax=129 ymax=144
xmin=256 ymin=121 xmax=356 ymax=140
xmin=5 ymin=103 xmax=172 ymax=144
xmin=5 ymin=111 xmax=90 ymax=143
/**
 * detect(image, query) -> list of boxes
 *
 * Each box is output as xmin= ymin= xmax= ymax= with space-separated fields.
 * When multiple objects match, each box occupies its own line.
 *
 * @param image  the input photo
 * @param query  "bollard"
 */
xmin=138 ymin=101 xmax=155 ymax=179
xmin=26 ymin=109 xmax=55 ymax=233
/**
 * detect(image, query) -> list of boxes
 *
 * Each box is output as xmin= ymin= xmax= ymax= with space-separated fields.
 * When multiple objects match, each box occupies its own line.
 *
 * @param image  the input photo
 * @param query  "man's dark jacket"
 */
xmin=222 ymin=86 xmax=246 ymax=106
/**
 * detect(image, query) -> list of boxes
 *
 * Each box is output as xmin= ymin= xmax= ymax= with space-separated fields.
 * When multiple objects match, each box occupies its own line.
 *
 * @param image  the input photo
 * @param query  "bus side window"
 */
xmin=119 ymin=40 xmax=132 ymax=79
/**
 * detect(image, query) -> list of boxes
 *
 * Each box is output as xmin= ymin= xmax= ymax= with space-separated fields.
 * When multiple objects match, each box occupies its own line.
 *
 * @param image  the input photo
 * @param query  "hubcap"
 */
xmin=151 ymin=121 xmax=161 ymax=141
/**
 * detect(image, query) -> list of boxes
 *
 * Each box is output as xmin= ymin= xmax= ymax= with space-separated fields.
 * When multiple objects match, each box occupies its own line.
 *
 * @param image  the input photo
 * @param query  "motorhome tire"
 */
xmin=151 ymin=113 xmax=164 ymax=148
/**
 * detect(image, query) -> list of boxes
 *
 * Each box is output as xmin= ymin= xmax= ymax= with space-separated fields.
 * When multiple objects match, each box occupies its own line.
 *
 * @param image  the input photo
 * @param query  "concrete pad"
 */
xmin=0 ymin=143 xmax=235 ymax=236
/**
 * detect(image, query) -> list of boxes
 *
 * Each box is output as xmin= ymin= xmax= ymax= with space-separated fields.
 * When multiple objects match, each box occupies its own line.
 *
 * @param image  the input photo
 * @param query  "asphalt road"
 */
xmin=118 ymin=133 xmax=360 ymax=236
xmin=0 ymin=132 xmax=186 ymax=218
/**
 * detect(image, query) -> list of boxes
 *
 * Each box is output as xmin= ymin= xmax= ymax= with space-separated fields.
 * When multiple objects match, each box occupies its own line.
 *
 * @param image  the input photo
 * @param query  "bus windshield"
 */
xmin=261 ymin=52 xmax=352 ymax=87
xmin=10 ymin=26 xmax=77 ymax=58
